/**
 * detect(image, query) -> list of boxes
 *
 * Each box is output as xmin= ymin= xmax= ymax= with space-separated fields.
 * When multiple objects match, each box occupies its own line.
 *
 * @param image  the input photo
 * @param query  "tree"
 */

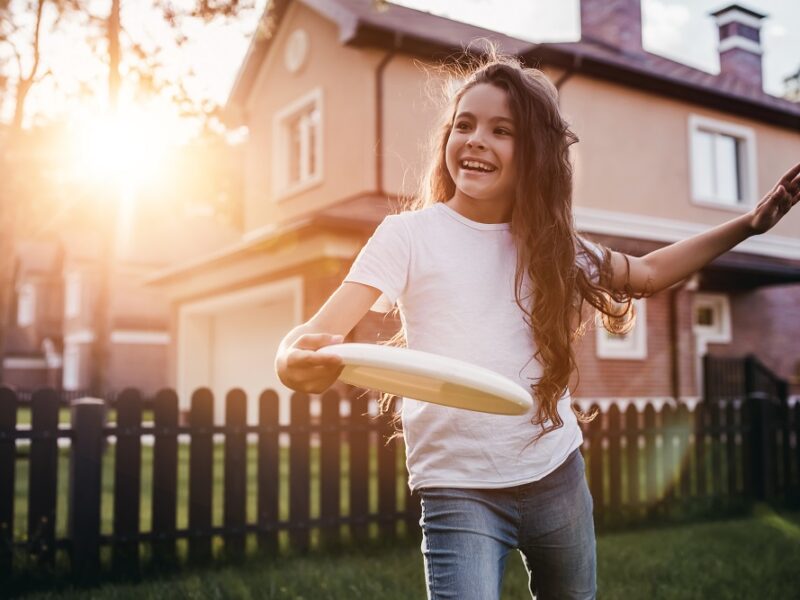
xmin=0 ymin=0 xmax=256 ymax=386
xmin=0 ymin=0 xmax=80 ymax=381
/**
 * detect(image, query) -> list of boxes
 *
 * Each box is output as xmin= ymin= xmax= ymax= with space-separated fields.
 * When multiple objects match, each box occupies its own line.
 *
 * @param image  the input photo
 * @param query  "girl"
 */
xmin=275 ymin=53 xmax=799 ymax=599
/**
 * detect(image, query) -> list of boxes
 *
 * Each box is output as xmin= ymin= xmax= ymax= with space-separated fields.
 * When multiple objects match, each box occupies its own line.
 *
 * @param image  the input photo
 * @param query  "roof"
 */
xmin=710 ymin=4 xmax=767 ymax=19
xmin=145 ymin=192 xmax=396 ymax=285
xmin=226 ymin=0 xmax=800 ymax=129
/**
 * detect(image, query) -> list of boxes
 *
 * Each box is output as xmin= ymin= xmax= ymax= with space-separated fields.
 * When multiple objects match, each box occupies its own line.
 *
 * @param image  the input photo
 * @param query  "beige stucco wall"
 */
xmin=243 ymin=2 xmax=383 ymax=232
xmin=562 ymin=75 xmax=799 ymax=238
xmin=381 ymin=56 xmax=447 ymax=199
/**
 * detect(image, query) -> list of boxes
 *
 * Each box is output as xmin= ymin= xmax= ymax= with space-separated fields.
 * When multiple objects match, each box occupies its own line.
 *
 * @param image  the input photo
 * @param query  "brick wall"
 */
xmin=574 ymin=291 xmax=677 ymax=398
xmin=707 ymin=284 xmax=800 ymax=392
xmin=720 ymin=48 xmax=763 ymax=89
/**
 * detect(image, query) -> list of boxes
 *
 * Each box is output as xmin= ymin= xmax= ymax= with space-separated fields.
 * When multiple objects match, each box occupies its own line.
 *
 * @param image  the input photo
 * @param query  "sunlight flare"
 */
xmin=70 ymin=101 xmax=181 ymax=188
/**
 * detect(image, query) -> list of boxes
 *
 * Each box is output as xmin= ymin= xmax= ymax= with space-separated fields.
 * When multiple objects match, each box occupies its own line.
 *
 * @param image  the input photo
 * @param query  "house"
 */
xmin=147 ymin=0 xmax=800 ymax=424
xmin=2 ymin=239 xmax=64 ymax=390
xmin=1 ymin=139 xmax=243 ymax=398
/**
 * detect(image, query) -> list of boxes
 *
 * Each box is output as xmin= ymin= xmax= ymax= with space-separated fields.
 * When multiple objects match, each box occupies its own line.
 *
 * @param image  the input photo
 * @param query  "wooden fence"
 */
xmin=1 ymin=386 xmax=419 ymax=578
xmin=1 ymin=353 xmax=798 ymax=577
xmin=581 ymin=354 xmax=800 ymax=529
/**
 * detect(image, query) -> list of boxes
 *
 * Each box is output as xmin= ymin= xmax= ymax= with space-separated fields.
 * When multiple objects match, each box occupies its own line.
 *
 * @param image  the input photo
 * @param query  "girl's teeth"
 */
xmin=461 ymin=160 xmax=495 ymax=172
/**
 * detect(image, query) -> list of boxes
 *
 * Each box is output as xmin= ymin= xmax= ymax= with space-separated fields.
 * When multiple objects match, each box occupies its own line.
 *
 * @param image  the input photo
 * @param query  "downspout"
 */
xmin=553 ymin=53 xmax=582 ymax=94
xmin=669 ymin=277 xmax=695 ymax=403
xmin=375 ymin=33 xmax=403 ymax=196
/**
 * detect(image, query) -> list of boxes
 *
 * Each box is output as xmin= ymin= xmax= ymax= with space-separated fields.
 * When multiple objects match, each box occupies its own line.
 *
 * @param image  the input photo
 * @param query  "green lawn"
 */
xmin=14 ymin=407 xmax=154 ymax=426
xmin=7 ymin=505 xmax=800 ymax=599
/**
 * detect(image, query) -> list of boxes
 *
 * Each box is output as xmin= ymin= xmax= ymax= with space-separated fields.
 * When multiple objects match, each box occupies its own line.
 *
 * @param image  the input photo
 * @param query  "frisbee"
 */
xmin=316 ymin=343 xmax=533 ymax=415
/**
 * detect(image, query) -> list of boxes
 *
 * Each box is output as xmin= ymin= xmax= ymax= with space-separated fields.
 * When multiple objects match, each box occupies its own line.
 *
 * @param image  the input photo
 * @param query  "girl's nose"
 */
xmin=466 ymin=136 xmax=486 ymax=150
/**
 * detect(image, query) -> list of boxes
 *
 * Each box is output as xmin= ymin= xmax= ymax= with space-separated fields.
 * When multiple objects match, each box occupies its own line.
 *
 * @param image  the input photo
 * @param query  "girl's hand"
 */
xmin=276 ymin=333 xmax=345 ymax=394
xmin=748 ymin=161 xmax=800 ymax=235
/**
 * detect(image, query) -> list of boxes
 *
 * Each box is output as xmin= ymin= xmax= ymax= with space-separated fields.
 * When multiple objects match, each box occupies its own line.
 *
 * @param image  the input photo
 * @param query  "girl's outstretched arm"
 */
xmin=606 ymin=161 xmax=800 ymax=295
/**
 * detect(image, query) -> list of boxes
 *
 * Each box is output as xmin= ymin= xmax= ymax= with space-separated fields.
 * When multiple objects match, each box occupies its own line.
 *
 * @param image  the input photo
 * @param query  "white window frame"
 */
xmin=65 ymin=271 xmax=82 ymax=319
xmin=595 ymin=298 xmax=648 ymax=360
xmin=693 ymin=293 xmax=732 ymax=344
xmin=63 ymin=343 xmax=80 ymax=391
xmin=272 ymin=87 xmax=323 ymax=200
xmin=688 ymin=114 xmax=757 ymax=212
xmin=17 ymin=283 xmax=36 ymax=327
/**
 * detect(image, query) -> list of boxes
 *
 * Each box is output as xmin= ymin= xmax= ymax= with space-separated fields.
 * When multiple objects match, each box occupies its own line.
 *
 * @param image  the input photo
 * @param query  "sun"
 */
xmin=70 ymin=100 xmax=184 ymax=188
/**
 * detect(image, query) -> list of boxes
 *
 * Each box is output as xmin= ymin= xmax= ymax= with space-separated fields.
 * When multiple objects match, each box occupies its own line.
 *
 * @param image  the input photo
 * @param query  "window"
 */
xmin=595 ymin=299 xmax=647 ymax=359
xmin=688 ymin=115 xmax=757 ymax=209
xmin=65 ymin=271 xmax=81 ymax=318
xmin=17 ymin=283 xmax=35 ymax=327
xmin=273 ymin=88 xmax=323 ymax=198
xmin=63 ymin=344 xmax=80 ymax=391
xmin=692 ymin=293 xmax=731 ymax=343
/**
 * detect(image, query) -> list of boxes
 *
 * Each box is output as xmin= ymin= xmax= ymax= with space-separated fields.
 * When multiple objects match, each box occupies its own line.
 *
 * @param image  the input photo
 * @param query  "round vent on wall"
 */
xmin=284 ymin=29 xmax=309 ymax=74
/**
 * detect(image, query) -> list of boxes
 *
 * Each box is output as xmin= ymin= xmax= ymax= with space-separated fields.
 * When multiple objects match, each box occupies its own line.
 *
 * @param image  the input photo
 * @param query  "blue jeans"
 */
xmin=418 ymin=448 xmax=596 ymax=600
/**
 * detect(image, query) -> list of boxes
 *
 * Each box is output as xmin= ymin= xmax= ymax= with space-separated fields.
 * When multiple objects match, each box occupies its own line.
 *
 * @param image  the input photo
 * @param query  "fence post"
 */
xmin=28 ymin=388 xmax=60 ymax=568
xmin=69 ymin=398 xmax=106 ymax=579
xmin=744 ymin=355 xmax=771 ymax=502
xmin=112 ymin=388 xmax=142 ymax=576
xmin=223 ymin=389 xmax=247 ymax=561
xmin=188 ymin=388 xmax=214 ymax=564
xmin=319 ymin=389 xmax=342 ymax=550
xmin=289 ymin=391 xmax=311 ymax=553
xmin=0 ymin=387 xmax=17 ymax=574
xmin=152 ymin=389 xmax=179 ymax=567
xmin=377 ymin=396 xmax=398 ymax=541
xmin=257 ymin=390 xmax=280 ymax=556
xmin=587 ymin=404 xmax=604 ymax=527
xmin=348 ymin=390 xmax=370 ymax=544
xmin=777 ymin=378 xmax=791 ymax=501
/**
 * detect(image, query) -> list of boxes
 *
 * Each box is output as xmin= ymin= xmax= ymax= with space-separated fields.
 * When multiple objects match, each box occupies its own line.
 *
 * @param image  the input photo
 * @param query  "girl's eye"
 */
xmin=496 ymin=128 xmax=512 ymax=136
xmin=454 ymin=121 xmax=470 ymax=131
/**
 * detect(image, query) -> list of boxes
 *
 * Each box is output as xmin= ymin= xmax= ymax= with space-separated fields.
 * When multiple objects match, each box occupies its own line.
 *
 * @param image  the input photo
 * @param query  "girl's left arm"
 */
xmin=607 ymin=161 xmax=800 ymax=295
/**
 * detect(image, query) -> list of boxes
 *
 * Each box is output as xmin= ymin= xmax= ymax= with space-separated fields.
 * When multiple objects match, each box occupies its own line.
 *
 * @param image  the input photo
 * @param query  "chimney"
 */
xmin=580 ymin=0 xmax=643 ymax=55
xmin=711 ymin=4 xmax=767 ymax=90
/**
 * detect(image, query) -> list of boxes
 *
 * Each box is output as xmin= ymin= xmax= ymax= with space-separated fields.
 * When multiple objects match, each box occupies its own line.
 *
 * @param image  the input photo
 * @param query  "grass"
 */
xmin=6 ymin=505 xmax=800 ymax=599
xmin=14 ymin=407 xmax=154 ymax=427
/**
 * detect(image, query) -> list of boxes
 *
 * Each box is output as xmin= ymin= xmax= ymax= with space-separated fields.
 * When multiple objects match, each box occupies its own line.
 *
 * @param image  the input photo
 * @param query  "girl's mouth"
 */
xmin=459 ymin=159 xmax=497 ymax=173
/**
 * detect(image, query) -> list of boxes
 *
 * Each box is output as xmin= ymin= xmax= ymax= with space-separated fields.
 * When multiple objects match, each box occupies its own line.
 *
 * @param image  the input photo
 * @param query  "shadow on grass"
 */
xmin=2 ymin=532 xmax=424 ymax=599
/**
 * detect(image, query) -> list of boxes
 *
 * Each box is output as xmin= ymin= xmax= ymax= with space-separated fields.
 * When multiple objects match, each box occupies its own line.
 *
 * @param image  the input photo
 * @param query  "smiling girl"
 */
xmin=275 ymin=53 xmax=800 ymax=599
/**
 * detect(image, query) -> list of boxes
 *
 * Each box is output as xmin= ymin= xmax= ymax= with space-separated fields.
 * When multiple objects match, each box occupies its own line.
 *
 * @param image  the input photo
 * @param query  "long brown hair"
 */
xmin=379 ymin=50 xmax=645 ymax=445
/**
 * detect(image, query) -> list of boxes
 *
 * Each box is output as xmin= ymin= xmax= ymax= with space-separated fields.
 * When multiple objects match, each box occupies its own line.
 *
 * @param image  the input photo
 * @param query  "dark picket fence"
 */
xmin=1 ymin=353 xmax=798 ymax=578
xmin=0 ymin=386 xmax=419 ymax=578
xmin=580 ymin=354 xmax=800 ymax=530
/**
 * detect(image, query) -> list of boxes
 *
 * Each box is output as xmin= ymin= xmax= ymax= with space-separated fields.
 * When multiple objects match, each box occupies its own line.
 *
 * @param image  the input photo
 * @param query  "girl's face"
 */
xmin=445 ymin=83 xmax=517 ymax=214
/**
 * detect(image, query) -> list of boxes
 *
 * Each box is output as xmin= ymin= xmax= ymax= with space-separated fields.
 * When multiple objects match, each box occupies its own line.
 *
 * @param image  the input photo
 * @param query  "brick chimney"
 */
xmin=580 ymin=0 xmax=643 ymax=55
xmin=711 ymin=4 xmax=767 ymax=89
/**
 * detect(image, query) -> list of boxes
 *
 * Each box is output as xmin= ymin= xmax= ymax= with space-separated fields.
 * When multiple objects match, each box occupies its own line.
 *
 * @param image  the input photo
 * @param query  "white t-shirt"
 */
xmin=344 ymin=201 xmax=601 ymax=491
